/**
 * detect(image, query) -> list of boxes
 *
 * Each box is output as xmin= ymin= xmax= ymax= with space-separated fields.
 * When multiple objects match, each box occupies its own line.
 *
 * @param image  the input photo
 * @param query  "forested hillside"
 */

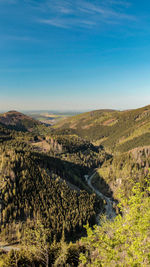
xmin=0 ymin=112 xmax=106 ymax=247
xmin=54 ymin=105 xmax=150 ymax=152
xmin=0 ymin=107 xmax=150 ymax=266
xmin=0 ymin=111 xmax=42 ymax=132
xmin=92 ymin=146 xmax=150 ymax=200
xmin=0 ymin=148 xmax=103 ymax=241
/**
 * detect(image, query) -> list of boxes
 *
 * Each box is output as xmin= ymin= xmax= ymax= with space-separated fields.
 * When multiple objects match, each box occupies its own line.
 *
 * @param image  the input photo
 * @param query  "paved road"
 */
xmin=85 ymin=172 xmax=116 ymax=224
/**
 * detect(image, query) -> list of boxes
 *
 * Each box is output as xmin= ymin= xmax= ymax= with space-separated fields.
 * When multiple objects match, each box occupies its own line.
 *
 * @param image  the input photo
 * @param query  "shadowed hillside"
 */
xmin=0 ymin=111 xmax=41 ymax=132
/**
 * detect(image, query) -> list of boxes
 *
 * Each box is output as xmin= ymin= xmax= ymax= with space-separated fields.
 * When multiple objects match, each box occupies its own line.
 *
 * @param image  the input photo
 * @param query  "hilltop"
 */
xmin=0 ymin=110 xmax=41 ymax=132
xmin=53 ymin=105 xmax=150 ymax=152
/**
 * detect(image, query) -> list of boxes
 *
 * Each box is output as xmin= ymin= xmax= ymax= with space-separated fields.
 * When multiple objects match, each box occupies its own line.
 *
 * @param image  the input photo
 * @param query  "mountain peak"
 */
xmin=0 ymin=110 xmax=40 ymax=131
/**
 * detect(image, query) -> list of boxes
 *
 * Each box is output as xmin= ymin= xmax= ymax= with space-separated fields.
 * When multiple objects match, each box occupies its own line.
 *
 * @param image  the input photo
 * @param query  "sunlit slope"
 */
xmin=54 ymin=105 xmax=150 ymax=152
xmin=0 ymin=110 xmax=41 ymax=132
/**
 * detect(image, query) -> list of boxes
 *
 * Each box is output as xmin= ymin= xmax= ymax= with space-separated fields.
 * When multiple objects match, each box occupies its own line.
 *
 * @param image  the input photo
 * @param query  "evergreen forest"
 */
xmin=0 ymin=108 xmax=150 ymax=266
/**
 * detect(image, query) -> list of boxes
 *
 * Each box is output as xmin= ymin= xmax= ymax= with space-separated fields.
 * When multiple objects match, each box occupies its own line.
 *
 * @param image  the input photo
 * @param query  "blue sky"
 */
xmin=1 ymin=0 xmax=150 ymax=111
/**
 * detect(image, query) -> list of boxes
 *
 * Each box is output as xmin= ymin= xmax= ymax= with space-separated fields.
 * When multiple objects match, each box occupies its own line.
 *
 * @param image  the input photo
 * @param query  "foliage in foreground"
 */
xmin=1 ymin=179 xmax=150 ymax=267
xmin=80 ymin=179 xmax=150 ymax=266
xmin=0 ymin=240 xmax=84 ymax=267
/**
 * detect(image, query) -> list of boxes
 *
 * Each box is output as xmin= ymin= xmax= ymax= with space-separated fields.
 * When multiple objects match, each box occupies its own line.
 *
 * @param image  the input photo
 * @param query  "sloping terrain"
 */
xmin=0 ymin=107 xmax=150 ymax=266
xmin=0 ymin=111 xmax=41 ymax=132
xmin=54 ymin=105 xmax=150 ymax=152
xmin=0 ymin=147 xmax=102 ymax=242
xmin=92 ymin=145 xmax=150 ymax=201
xmin=0 ymin=122 xmax=12 ymax=142
xmin=0 ymin=113 xmax=105 ymax=244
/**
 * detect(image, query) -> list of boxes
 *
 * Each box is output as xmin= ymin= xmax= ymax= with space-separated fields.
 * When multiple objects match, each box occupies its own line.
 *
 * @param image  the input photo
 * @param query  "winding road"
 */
xmin=85 ymin=172 xmax=116 ymax=224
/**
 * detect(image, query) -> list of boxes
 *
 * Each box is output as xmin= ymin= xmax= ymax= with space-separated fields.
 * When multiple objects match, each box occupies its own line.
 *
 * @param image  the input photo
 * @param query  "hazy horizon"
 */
xmin=0 ymin=104 xmax=149 ymax=114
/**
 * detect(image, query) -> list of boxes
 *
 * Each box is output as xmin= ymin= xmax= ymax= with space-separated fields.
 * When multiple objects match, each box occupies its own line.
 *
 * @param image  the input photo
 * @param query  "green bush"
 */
xmin=80 ymin=179 xmax=150 ymax=266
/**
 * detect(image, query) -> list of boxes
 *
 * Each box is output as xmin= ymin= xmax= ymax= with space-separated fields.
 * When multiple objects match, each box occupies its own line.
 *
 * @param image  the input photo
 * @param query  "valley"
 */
xmin=0 ymin=106 xmax=150 ymax=266
xmin=25 ymin=111 xmax=81 ymax=126
xmin=85 ymin=172 xmax=116 ymax=222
